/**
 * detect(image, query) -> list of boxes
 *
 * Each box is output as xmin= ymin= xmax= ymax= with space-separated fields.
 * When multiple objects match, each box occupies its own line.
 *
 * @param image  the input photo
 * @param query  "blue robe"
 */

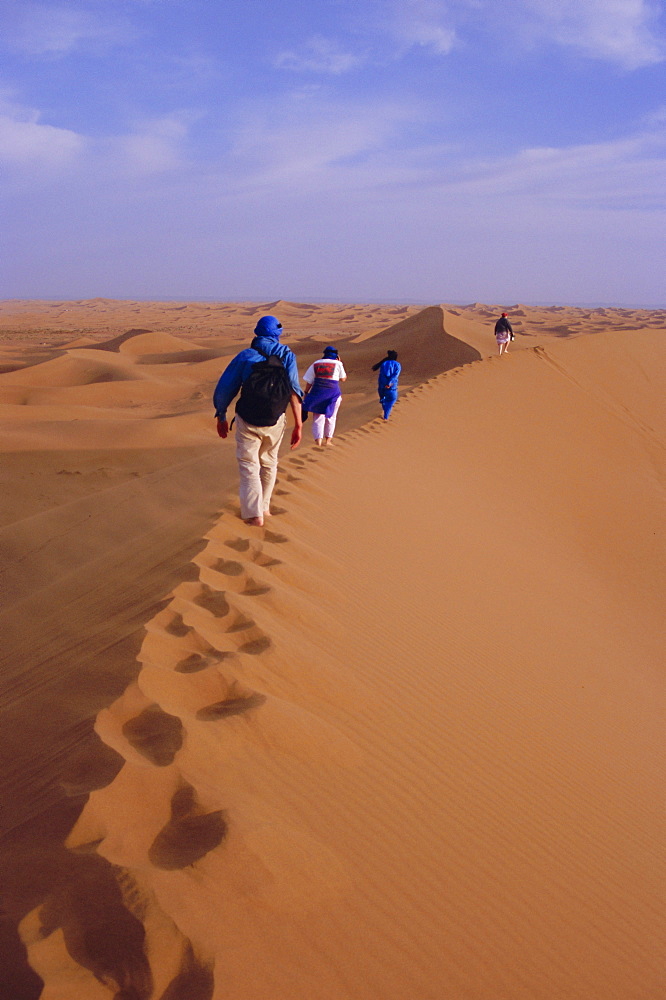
xmin=378 ymin=359 xmax=401 ymax=419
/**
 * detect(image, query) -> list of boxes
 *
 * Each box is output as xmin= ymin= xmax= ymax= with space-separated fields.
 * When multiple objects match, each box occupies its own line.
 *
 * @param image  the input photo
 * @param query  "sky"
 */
xmin=1 ymin=0 xmax=665 ymax=306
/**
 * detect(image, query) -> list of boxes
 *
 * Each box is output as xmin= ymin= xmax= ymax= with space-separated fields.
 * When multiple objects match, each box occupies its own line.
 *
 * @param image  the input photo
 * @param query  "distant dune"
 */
xmin=0 ymin=300 xmax=663 ymax=999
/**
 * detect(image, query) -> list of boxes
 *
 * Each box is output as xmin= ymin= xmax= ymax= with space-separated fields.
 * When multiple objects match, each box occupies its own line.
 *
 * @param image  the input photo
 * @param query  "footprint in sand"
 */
xmin=195 ymin=551 xmax=273 ymax=597
xmin=225 ymin=613 xmax=255 ymax=633
xmin=186 ymin=616 xmax=271 ymax=655
xmin=165 ymin=612 xmax=191 ymax=637
xmin=237 ymin=636 xmax=271 ymax=655
xmin=232 ymin=551 xmax=282 ymax=569
xmin=213 ymin=558 xmax=244 ymax=576
xmin=196 ymin=691 xmax=266 ymax=721
xmin=59 ymin=734 xmax=125 ymax=796
xmin=160 ymin=946 xmax=214 ymax=1000
xmin=214 ymin=551 xmax=282 ymax=574
xmin=36 ymin=855 xmax=152 ymax=997
xmin=175 ymin=650 xmax=239 ymax=673
xmin=173 ymin=578 xmax=275 ymax=657
xmin=224 ymin=537 xmax=251 ymax=552
xmin=122 ymin=706 xmax=183 ymax=766
xmin=193 ymin=585 xmax=230 ymax=618
xmin=239 ymin=579 xmax=273 ymax=597
xmin=163 ymin=519 xmax=294 ymax=668
xmin=240 ymin=581 xmax=271 ymax=596
xmin=263 ymin=529 xmax=288 ymax=544
xmin=148 ymin=785 xmax=227 ymax=870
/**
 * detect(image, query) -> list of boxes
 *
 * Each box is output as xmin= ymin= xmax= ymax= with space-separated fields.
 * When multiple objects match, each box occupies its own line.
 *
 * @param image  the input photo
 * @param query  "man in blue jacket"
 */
xmin=213 ymin=315 xmax=302 ymax=527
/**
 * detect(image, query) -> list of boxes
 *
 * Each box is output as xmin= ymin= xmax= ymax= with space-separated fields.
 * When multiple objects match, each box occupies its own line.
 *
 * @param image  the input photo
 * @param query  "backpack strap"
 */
xmin=249 ymin=337 xmax=269 ymax=360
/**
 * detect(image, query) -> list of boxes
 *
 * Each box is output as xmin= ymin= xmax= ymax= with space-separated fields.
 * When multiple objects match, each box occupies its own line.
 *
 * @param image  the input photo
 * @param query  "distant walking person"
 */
xmin=213 ymin=315 xmax=302 ymax=527
xmin=302 ymin=346 xmax=347 ymax=446
xmin=372 ymin=349 xmax=401 ymax=420
xmin=494 ymin=312 xmax=514 ymax=355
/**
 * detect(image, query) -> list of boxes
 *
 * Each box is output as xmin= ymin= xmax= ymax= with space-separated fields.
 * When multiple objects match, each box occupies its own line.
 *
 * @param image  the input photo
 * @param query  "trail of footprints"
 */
xmin=35 ymin=413 xmax=408 ymax=994
xmin=52 ymin=428 xmax=371 ymax=940
xmin=27 ymin=449 xmax=346 ymax=998
xmin=102 ymin=453 xmax=327 ymax=872
xmin=30 ymin=479 xmax=316 ymax=1000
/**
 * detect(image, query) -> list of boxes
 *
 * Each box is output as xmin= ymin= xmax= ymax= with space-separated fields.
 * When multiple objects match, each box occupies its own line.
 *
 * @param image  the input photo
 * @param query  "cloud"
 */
xmin=112 ymin=114 xmax=192 ymax=174
xmin=387 ymin=0 xmax=458 ymax=55
xmin=273 ymin=5 xmax=459 ymax=75
xmin=0 ymin=93 xmax=196 ymax=186
xmin=521 ymin=0 xmax=665 ymax=68
xmin=6 ymin=3 xmax=137 ymax=57
xmin=275 ymin=35 xmax=365 ymax=74
xmin=0 ymin=95 xmax=84 ymax=166
xmin=378 ymin=0 xmax=664 ymax=67
xmin=2 ymin=87 xmax=663 ymax=305
xmin=207 ymin=86 xmax=666 ymax=225
xmin=433 ymin=124 xmax=666 ymax=213
xmin=642 ymin=104 xmax=666 ymax=126
xmin=218 ymin=91 xmax=425 ymax=196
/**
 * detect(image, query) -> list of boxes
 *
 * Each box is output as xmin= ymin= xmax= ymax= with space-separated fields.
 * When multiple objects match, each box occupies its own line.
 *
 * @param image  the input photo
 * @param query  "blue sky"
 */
xmin=1 ymin=0 xmax=664 ymax=305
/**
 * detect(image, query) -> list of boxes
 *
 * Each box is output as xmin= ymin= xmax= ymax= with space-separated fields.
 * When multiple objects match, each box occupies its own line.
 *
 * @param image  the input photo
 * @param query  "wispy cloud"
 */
xmin=274 ymin=35 xmax=365 ymax=74
xmin=0 ymin=93 xmax=196 ymax=184
xmin=211 ymin=87 xmax=666 ymax=219
xmin=433 ymin=123 xmax=666 ymax=213
xmin=520 ymin=0 xmax=664 ymax=69
xmin=218 ymin=90 xmax=425 ymax=195
xmin=387 ymin=0 xmax=458 ymax=56
xmin=110 ymin=113 xmax=193 ymax=174
xmin=377 ymin=0 xmax=664 ymax=68
xmin=0 ymin=93 xmax=84 ymax=166
xmin=642 ymin=104 xmax=666 ymax=126
xmin=6 ymin=2 xmax=138 ymax=57
xmin=399 ymin=1 xmax=457 ymax=54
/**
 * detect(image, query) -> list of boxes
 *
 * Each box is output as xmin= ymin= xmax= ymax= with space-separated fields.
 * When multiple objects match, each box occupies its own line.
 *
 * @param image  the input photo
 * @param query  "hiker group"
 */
xmin=213 ymin=310 xmax=513 ymax=527
xmin=213 ymin=314 xmax=401 ymax=526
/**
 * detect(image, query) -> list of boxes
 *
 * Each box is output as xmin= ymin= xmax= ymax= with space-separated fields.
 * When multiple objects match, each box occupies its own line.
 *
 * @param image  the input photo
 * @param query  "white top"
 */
xmin=303 ymin=358 xmax=347 ymax=383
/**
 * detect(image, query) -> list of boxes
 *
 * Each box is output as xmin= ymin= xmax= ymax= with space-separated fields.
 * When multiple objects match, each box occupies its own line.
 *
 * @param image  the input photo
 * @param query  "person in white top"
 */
xmin=302 ymin=346 xmax=347 ymax=446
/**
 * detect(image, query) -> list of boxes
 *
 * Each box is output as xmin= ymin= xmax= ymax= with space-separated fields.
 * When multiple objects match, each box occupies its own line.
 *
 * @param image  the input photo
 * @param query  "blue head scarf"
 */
xmin=254 ymin=315 xmax=283 ymax=337
xmin=323 ymin=345 xmax=338 ymax=359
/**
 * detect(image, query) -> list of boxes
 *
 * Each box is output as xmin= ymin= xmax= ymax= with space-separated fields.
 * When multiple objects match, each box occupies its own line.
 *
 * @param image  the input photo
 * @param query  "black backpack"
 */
xmin=235 ymin=348 xmax=293 ymax=427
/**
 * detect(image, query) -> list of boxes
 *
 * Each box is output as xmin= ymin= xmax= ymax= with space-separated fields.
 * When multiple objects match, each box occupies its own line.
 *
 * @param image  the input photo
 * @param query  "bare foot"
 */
xmin=244 ymin=516 xmax=264 ymax=527
xmin=325 ymin=438 xmax=334 ymax=446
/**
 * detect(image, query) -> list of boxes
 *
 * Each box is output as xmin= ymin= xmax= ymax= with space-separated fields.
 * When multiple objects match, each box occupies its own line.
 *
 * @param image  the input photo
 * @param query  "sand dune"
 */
xmin=0 ymin=300 xmax=664 ymax=1000
xmin=350 ymin=305 xmax=481 ymax=381
xmin=0 ymin=352 xmax=140 ymax=389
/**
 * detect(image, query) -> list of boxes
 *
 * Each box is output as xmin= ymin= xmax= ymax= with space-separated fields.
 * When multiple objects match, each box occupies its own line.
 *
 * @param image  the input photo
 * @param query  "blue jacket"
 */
xmin=213 ymin=336 xmax=302 ymax=419
xmin=378 ymin=359 xmax=401 ymax=393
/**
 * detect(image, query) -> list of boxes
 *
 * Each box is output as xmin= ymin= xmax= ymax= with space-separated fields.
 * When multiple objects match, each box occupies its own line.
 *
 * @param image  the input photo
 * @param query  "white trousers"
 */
xmin=234 ymin=413 xmax=286 ymax=519
xmin=311 ymin=396 xmax=342 ymax=440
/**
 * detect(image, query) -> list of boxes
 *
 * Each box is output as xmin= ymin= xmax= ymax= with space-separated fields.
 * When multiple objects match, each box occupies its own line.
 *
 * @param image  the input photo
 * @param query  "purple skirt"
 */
xmin=303 ymin=377 xmax=341 ymax=417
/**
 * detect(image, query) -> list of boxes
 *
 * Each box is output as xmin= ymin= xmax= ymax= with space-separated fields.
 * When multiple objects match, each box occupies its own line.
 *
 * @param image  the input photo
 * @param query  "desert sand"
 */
xmin=0 ymin=299 xmax=664 ymax=999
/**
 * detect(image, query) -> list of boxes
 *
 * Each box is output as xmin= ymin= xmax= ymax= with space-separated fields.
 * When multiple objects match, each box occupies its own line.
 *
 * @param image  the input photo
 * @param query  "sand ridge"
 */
xmin=0 ymin=300 xmax=664 ymax=999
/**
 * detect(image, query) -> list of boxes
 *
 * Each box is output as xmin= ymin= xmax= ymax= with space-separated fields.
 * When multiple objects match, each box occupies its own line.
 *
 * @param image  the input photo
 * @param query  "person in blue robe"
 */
xmin=372 ymin=350 xmax=401 ymax=420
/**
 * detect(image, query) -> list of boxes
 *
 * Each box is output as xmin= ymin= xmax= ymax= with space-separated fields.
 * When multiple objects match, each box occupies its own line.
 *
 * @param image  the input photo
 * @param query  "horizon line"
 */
xmin=1 ymin=296 xmax=665 ymax=311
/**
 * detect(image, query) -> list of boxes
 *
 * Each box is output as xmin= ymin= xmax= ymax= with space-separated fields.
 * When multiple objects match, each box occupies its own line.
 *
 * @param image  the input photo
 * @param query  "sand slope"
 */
xmin=4 ymin=319 xmax=662 ymax=999
xmin=2 ymin=300 xmax=491 ymax=998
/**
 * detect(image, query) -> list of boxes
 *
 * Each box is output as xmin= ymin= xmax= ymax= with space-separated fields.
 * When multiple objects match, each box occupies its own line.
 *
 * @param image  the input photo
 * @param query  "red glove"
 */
xmin=216 ymin=418 xmax=229 ymax=438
